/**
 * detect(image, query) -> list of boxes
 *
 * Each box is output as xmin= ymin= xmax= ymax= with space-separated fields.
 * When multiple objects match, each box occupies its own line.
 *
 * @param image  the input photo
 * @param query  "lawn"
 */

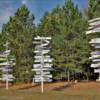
xmin=0 ymin=82 xmax=100 ymax=100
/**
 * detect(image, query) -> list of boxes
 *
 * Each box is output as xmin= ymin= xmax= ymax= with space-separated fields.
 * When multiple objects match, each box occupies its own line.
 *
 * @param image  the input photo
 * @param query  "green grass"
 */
xmin=0 ymin=82 xmax=100 ymax=100
xmin=0 ymin=89 xmax=100 ymax=100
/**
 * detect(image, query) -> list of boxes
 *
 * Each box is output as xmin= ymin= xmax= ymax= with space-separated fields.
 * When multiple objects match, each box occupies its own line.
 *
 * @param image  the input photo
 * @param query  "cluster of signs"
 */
xmin=32 ymin=36 xmax=53 ymax=82
xmin=86 ymin=17 xmax=100 ymax=81
xmin=32 ymin=36 xmax=53 ymax=93
xmin=0 ymin=42 xmax=15 ymax=89
xmin=0 ymin=37 xmax=53 ymax=92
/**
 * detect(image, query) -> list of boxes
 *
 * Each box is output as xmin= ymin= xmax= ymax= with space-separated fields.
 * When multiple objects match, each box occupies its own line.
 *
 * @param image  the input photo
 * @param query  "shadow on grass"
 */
xmin=18 ymin=84 xmax=39 ymax=90
xmin=53 ymin=83 xmax=75 ymax=91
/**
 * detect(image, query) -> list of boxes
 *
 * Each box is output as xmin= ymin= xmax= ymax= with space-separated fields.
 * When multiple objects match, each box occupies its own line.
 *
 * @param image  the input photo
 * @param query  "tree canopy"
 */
xmin=0 ymin=0 xmax=99 ymax=83
xmin=2 ymin=5 xmax=35 ymax=83
xmin=38 ymin=0 xmax=90 ymax=80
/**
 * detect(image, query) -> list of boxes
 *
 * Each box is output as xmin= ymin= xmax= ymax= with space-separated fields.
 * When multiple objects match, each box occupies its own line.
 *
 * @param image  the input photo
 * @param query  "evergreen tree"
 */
xmin=38 ymin=0 xmax=90 ymax=81
xmin=88 ymin=0 xmax=100 ymax=19
xmin=2 ymin=5 xmax=35 ymax=83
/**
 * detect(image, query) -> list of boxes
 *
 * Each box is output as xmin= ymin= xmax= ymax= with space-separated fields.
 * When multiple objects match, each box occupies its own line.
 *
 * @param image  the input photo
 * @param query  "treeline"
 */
xmin=0 ymin=0 xmax=100 ymax=83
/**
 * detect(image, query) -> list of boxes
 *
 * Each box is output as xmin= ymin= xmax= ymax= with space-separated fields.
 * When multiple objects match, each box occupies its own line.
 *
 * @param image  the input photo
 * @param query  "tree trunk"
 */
xmin=68 ymin=70 xmax=70 ymax=84
xmin=86 ymin=73 xmax=89 ymax=81
xmin=86 ymin=67 xmax=89 ymax=81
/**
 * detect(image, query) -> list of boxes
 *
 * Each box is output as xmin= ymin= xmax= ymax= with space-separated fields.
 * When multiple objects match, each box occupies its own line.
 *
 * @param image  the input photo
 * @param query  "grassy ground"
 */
xmin=0 ymin=82 xmax=100 ymax=100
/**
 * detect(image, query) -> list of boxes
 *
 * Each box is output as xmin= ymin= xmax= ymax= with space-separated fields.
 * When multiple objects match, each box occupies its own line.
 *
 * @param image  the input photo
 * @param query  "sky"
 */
xmin=0 ymin=0 xmax=88 ymax=31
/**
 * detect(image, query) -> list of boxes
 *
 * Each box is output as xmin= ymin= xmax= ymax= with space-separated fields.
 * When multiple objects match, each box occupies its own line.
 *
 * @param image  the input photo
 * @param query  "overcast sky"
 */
xmin=0 ymin=0 xmax=88 ymax=31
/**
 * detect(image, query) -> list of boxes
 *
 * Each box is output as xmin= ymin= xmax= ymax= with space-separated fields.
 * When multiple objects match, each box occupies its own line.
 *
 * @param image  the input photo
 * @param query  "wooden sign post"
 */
xmin=32 ymin=36 xmax=53 ymax=93
xmin=86 ymin=17 xmax=100 ymax=81
xmin=0 ymin=41 xmax=15 ymax=89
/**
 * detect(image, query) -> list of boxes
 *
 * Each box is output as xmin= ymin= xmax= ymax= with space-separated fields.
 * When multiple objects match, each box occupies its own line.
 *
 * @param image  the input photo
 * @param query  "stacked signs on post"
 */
xmin=32 ymin=36 xmax=53 ymax=93
xmin=86 ymin=17 xmax=100 ymax=81
xmin=0 ymin=42 xmax=15 ymax=89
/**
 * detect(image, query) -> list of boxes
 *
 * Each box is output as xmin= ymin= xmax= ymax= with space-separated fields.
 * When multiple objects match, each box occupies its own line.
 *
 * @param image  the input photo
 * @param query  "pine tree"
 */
xmin=62 ymin=0 xmax=90 ymax=81
xmin=38 ymin=0 xmax=89 ymax=81
xmin=2 ymin=5 xmax=35 ymax=83
xmin=88 ymin=0 xmax=100 ymax=19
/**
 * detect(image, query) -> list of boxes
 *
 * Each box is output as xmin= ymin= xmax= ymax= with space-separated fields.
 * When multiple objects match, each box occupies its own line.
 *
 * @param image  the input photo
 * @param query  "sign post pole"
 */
xmin=32 ymin=36 xmax=53 ymax=93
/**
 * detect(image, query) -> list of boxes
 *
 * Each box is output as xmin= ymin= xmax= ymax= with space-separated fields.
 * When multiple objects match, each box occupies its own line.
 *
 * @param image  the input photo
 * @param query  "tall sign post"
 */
xmin=86 ymin=17 xmax=100 ymax=81
xmin=32 ymin=36 xmax=53 ymax=93
xmin=0 ymin=41 xmax=15 ymax=89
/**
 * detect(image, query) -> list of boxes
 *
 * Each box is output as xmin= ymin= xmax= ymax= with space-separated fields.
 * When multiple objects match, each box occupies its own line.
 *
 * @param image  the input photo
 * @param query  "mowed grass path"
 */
xmin=0 ymin=82 xmax=100 ymax=100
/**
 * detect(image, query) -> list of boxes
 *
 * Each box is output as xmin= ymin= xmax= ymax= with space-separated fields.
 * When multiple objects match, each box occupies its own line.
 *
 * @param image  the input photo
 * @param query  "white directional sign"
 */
xmin=0 ymin=41 xmax=15 ymax=89
xmin=86 ymin=17 xmax=100 ymax=34
xmin=86 ymin=17 xmax=100 ymax=81
xmin=91 ymin=63 xmax=100 ymax=68
xmin=32 ymin=68 xmax=52 ymax=71
xmin=89 ymin=55 xmax=100 ymax=59
xmin=86 ymin=29 xmax=100 ymax=34
xmin=91 ymin=51 xmax=100 ymax=55
xmin=34 ymin=36 xmax=51 ymax=40
xmin=33 ymin=64 xmax=52 ymax=68
xmin=34 ymin=50 xmax=50 ymax=54
xmin=93 ymin=59 xmax=100 ymax=62
xmin=94 ymin=69 xmax=100 ymax=73
xmin=89 ymin=38 xmax=100 ymax=44
xmin=32 ymin=36 xmax=53 ymax=93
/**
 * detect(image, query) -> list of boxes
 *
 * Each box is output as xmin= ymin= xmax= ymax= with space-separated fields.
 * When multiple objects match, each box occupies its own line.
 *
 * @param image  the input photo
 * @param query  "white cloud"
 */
xmin=22 ymin=0 xmax=27 ymax=5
